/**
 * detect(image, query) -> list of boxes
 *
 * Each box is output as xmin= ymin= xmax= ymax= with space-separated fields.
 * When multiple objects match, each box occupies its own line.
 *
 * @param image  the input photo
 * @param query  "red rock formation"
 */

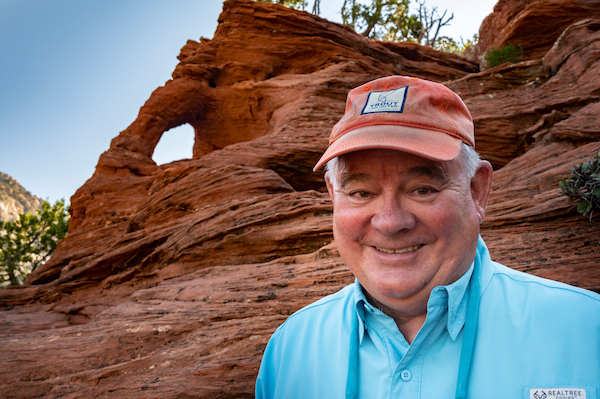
xmin=476 ymin=0 xmax=600 ymax=65
xmin=0 ymin=1 xmax=599 ymax=397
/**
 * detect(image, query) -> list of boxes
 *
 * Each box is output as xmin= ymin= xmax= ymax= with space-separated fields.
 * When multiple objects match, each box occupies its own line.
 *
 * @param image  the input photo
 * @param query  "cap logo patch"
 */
xmin=361 ymin=86 xmax=408 ymax=115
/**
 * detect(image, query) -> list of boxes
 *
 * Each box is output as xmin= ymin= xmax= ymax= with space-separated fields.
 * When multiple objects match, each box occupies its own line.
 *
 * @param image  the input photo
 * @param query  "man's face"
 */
xmin=326 ymin=149 xmax=490 ymax=316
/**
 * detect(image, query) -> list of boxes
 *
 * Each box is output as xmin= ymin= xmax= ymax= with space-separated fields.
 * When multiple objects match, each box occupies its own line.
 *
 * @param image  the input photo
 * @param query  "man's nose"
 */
xmin=370 ymin=195 xmax=416 ymax=235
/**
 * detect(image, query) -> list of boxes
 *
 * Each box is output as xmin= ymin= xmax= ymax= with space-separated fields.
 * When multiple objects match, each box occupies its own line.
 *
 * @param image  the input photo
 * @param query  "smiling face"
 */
xmin=326 ymin=148 xmax=491 ymax=318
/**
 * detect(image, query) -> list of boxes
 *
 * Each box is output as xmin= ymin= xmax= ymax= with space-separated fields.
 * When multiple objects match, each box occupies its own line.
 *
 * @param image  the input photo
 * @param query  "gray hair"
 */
xmin=325 ymin=143 xmax=481 ymax=190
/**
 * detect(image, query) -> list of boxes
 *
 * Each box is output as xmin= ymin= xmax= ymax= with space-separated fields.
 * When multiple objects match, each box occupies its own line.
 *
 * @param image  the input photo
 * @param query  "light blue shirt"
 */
xmin=256 ymin=237 xmax=600 ymax=398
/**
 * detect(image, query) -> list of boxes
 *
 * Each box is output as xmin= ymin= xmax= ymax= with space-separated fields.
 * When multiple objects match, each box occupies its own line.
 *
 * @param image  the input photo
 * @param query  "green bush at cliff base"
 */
xmin=486 ymin=43 xmax=524 ymax=68
xmin=559 ymin=152 xmax=600 ymax=222
xmin=0 ymin=199 xmax=69 ymax=286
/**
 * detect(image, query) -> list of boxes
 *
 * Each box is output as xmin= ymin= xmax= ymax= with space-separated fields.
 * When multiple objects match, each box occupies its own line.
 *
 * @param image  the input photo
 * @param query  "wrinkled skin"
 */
xmin=326 ymin=149 xmax=493 ymax=341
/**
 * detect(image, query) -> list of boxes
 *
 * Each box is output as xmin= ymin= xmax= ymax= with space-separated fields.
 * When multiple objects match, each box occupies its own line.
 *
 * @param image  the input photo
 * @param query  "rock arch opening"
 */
xmin=152 ymin=124 xmax=194 ymax=165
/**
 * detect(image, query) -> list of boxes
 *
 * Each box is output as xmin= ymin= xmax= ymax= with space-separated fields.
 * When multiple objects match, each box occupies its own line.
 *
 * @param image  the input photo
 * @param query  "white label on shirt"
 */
xmin=361 ymin=87 xmax=408 ymax=114
xmin=529 ymin=388 xmax=586 ymax=399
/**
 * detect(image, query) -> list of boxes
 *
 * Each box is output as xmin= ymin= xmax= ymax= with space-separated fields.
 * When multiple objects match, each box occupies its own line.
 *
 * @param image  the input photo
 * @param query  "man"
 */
xmin=256 ymin=75 xmax=600 ymax=398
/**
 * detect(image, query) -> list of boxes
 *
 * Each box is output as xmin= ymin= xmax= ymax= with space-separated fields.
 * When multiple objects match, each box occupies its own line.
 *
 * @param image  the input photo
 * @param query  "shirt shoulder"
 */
xmin=472 ymin=260 xmax=600 ymax=391
xmin=488 ymin=260 xmax=600 ymax=302
xmin=483 ymin=260 xmax=600 ymax=323
xmin=273 ymin=283 xmax=355 ymax=334
xmin=257 ymin=284 xmax=355 ymax=398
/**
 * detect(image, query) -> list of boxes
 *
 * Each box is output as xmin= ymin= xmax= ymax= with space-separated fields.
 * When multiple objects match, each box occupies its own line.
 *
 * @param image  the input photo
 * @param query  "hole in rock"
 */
xmin=152 ymin=124 xmax=194 ymax=165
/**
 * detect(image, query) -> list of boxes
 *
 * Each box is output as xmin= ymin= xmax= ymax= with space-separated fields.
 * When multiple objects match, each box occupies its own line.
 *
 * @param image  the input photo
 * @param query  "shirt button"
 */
xmin=400 ymin=369 xmax=412 ymax=381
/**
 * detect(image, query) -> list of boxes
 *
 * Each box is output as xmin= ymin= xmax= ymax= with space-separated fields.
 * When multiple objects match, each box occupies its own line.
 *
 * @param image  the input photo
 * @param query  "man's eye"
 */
xmin=415 ymin=187 xmax=433 ymax=195
xmin=350 ymin=191 xmax=371 ymax=199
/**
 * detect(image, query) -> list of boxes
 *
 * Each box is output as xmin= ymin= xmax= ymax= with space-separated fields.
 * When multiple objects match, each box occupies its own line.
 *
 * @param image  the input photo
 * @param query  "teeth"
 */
xmin=376 ymin=244 xmax=422 ymax=254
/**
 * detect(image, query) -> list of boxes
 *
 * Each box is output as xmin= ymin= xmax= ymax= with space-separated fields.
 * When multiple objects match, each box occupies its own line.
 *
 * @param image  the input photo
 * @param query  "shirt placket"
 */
xmin=389 ymin=300 xmax=448 ymax=398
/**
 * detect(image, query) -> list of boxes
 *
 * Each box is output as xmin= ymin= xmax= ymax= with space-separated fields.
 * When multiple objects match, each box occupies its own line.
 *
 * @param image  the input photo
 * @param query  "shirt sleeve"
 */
xmin=255 ymin=327 xmax=282 ymax=399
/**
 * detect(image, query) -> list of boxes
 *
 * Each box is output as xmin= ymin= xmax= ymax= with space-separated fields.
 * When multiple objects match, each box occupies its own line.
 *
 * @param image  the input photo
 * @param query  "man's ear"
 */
xmin=325 ymin=173 xmax=335 ymax=201
xmin=470 ymin=161 xmax=493 ymax=224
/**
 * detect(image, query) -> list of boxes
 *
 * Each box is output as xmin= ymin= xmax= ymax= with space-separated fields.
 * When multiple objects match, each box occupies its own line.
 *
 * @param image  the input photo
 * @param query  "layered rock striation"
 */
xmin=0 ymin=1 xmax=599 ymax=397
xmin=476 ymin=0 xmax=600 ymax=65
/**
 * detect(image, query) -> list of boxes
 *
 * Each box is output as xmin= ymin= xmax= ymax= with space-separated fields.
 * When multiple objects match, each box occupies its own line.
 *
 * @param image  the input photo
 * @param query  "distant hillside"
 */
xmin=0 ymin=172 xmax=44 ymax=222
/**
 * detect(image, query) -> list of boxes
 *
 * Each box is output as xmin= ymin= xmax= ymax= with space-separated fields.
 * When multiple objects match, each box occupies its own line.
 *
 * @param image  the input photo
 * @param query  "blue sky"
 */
xmin=0 ymin=0 xmax=495 ymax=204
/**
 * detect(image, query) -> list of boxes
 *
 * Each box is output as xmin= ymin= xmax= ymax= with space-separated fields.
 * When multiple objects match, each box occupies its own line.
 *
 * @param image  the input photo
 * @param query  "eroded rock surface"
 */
xmin=1 ymin=1 xmax=599 ymax=397
xmin=477 ymin=0 xmax=600 ymax=65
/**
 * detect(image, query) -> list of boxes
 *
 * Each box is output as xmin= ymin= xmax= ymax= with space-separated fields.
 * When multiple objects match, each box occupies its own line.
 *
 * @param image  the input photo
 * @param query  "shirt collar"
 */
xmin=432 ymin=262 xmax=474 ymax=341
xmin=352 ymin=280 xmax=368 ymax=344
xmin=351 ymin=257 xmax=476 ymax=344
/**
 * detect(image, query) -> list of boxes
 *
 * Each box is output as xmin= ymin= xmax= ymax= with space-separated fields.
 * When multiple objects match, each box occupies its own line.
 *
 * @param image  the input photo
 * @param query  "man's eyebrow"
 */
xmin=338 ymin=165 xmax=447 ymax=189
xmin=339 ymin=172 xmax=370 ymax=189
xmin=406 ymin=165 xmax=447 ymax=181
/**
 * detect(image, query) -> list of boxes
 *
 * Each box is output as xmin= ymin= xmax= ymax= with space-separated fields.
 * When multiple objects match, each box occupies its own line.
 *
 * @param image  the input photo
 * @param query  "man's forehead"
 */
xmin=338 ymin=150 xmax=449 ymax=186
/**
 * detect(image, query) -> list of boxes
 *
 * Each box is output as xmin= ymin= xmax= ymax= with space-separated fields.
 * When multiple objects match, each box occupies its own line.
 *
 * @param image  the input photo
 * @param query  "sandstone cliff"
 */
xmin=477 ymin=0 xmax=600 ymax=64
xmin=0 ymin=172 xmax=44 ymax=222
xmin=1 ymin=1 xmax=599 ymax=397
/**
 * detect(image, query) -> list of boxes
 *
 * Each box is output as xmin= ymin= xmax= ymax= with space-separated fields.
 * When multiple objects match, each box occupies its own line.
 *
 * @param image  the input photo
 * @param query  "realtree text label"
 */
xmin=529 ymin=388 xmax=586 ymax=399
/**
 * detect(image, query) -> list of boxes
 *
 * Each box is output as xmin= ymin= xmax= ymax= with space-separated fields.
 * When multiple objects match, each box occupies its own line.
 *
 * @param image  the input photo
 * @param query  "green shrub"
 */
xmin=559 ymin=152 xmax=600 ymax=222
xmin=0 ymin=199 xmax=69 ymax=286
xmin=486 ymin=43 xmax=524 ymax=68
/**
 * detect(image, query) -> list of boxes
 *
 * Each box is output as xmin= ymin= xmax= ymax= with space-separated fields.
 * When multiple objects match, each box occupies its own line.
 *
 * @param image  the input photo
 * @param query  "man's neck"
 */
xmin=391 ymin=312 xmax=427 ymax=344
xmin=362 ymin=289 xmax=428 ymax=344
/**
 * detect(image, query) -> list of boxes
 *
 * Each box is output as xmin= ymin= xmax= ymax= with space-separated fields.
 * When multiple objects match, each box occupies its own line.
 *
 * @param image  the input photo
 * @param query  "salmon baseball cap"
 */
xmin=313 ymin=75 xmax=475 ymax=171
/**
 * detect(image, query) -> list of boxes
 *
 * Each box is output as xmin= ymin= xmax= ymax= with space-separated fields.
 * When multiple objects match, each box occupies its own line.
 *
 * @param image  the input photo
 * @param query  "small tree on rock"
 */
xmin=412 ymin=0 xmax=453 ymax=46
xmin=257 ymin=0 xmax=309 ymax=11
xmin=342 ymin=0 xmax=413 ymax=41
xmin=0 ymin=199 xmax=69 ymax=286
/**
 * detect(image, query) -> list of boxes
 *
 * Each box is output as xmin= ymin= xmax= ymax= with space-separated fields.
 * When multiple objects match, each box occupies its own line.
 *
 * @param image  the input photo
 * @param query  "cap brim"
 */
xmin=313 ymin=125 xmax=463 ymax=171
